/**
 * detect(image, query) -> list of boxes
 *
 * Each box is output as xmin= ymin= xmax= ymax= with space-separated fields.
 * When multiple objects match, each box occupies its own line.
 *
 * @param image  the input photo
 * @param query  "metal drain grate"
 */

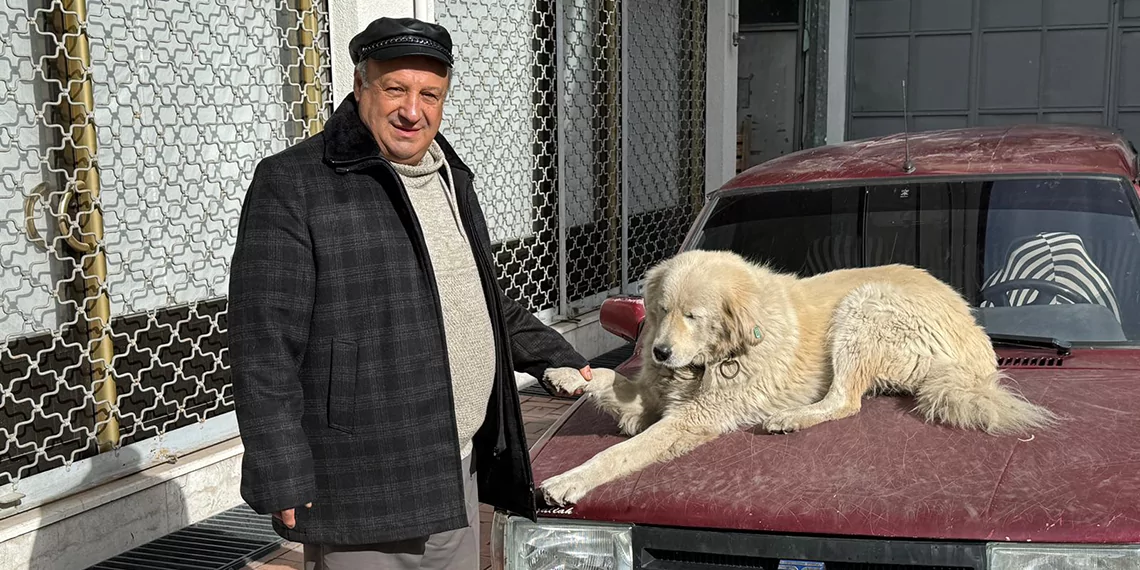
xmin=87 ymin=503 xmax=283 ymax=570
xmin=519 ymin=343 xmax=636 ymax=398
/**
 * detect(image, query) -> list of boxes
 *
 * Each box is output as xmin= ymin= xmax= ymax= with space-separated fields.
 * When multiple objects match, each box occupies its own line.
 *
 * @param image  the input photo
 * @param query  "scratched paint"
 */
xmin=719 ymin=125 xmax=1138 ymax=192
xmin=532 ymin=357 xmax=1140 ymax=544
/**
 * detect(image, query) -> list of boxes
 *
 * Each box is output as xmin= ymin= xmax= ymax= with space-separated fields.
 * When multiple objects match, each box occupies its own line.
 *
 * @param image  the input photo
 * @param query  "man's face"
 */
xmin=353 ymin=56 xmax=449 ymax=165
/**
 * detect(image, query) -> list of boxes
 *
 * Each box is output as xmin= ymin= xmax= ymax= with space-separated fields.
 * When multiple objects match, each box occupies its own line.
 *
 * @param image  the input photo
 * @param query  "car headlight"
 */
xmin=988 ymin=543 xmax=1140 ymax=569
xmin=491 ymin=511 xmax=632 ymax=570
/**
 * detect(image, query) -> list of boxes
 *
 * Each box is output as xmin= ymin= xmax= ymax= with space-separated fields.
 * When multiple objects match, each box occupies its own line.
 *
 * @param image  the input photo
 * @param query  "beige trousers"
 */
xmin=303 ymin=452 xmax=480 ymax=570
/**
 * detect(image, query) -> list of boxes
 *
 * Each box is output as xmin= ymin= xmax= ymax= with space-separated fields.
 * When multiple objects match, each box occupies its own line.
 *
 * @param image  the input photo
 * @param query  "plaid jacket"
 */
xmin=227 ymin=95 xmax=588 ymax=545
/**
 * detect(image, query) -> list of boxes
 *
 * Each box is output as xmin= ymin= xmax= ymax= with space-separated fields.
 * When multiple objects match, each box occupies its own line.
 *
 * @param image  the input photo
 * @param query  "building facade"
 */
xmin=4 ymin=0 xmax=1136 ymax=568
xmin=739 ymin=0 xmax=1139 ymax=171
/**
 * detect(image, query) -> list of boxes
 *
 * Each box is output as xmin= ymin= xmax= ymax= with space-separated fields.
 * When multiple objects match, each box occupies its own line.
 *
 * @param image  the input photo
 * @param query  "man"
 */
xmin=228 ymin=16 xmax=591 ymax=568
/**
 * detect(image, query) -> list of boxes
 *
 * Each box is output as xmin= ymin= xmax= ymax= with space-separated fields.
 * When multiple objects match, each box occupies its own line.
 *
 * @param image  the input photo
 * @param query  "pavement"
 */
xmin=240 ymin=393 xmax=576 ymax=570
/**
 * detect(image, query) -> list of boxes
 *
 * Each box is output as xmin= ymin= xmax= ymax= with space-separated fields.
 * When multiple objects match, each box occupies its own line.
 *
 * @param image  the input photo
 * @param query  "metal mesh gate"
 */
xmin=0 ymin=0 xmax=331 ymax=514
xmin=437 ymin=0 xmax=708 ymax=318
xmin=433 ymin=0 xmax=563 ymax=315
xmin=625 ymin=0 xmax=707 ymax=281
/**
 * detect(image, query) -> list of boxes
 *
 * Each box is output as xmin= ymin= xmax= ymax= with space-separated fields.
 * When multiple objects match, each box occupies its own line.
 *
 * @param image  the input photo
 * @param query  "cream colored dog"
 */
xmin=538 ymin=249 xmax=1056 ymax=506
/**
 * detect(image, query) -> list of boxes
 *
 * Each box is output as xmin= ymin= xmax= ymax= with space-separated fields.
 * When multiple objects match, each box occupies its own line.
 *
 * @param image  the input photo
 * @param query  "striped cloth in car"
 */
xmin=980 ymin=231 xmax=1121 ymax=321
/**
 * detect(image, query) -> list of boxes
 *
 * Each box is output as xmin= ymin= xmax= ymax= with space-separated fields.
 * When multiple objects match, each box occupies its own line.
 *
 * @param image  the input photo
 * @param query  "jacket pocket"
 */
xmin=327 ymin=339 xmax=358 ymax=433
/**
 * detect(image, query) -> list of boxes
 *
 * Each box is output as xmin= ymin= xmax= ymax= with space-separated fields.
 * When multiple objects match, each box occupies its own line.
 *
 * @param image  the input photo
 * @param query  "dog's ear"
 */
xmin=640 ymin=258 xmax=671 ymax=320
xmin=719 ymin=273 xmax=767 ymax=353
xmin=638 ymin=258 xmax=671 ymax=346
xmin=642 ymin=258 xmax=669 ymax=300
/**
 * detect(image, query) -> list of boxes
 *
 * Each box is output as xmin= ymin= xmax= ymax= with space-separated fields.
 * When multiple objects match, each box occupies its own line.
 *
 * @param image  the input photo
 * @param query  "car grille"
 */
xmin=634 ymin=526 xmax=985 ymax=570
xmin=643 ymin=550 xmax=971 ymax=569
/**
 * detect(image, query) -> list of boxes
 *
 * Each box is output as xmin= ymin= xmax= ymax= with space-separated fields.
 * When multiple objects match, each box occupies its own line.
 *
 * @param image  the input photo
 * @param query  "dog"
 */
xmin=537 ymin=249 xmax=1056 ymax=506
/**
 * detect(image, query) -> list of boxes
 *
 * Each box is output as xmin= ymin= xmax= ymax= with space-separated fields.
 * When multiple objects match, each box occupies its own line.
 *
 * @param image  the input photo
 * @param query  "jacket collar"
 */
xmin=323 ymin=93 xmax=473 ymax=178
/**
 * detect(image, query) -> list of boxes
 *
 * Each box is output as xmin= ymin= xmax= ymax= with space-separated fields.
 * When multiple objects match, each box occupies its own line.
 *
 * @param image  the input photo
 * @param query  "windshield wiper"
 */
xmin=988 ymin=333 xmax=1072 ymax=356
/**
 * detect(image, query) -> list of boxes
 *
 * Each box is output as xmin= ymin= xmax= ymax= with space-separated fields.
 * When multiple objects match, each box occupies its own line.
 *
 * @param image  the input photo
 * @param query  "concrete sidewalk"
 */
xmin=242 ymin=394 xmax=575 ymax=570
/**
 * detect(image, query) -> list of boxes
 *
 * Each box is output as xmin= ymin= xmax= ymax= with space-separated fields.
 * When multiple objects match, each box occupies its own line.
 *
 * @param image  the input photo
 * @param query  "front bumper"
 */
xmin=490 ymin=510 xmax=1140 ymax=570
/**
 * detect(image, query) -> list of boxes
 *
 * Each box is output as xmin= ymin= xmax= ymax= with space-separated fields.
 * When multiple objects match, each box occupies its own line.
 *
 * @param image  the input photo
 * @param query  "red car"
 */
xmin=492 ymin=125 xmax=1140 ymax=570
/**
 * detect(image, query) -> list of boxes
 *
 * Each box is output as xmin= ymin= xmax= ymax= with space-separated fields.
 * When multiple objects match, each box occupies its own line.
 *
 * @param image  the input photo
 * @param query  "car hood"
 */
xmin=530 ymin=365 xmax=1140 ymax=543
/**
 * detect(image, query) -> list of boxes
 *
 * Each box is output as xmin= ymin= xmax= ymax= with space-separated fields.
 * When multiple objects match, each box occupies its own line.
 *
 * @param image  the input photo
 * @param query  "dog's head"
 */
xmin=640 ymin=250 xmax=775 ymax=369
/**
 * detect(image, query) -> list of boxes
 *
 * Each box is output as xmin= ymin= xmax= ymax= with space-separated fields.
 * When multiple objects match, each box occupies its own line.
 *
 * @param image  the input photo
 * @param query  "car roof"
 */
xmin=720 ymin=124 xmax=1140 ymax=193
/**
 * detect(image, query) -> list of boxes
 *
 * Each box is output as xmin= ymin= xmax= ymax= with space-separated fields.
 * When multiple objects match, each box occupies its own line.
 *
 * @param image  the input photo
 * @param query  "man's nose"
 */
xmin=398 ymin=98 xmax=420 ymax=122
xmin=652 ymin=345 xmax=672 ymax=363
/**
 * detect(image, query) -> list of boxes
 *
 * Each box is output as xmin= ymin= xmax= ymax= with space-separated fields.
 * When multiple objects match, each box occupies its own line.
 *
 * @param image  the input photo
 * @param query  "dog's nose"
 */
xmin=652 ymin=345 xmax=672 ymax=362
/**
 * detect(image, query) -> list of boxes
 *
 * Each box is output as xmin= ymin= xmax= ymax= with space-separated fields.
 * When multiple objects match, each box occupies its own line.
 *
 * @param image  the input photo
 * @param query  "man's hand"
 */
xmin=571 ymin=365 xmax=592 ymax=396
xmin=273 ymin=502 xmax=312 ymax=529
xmin=542 ymin=365 xmax=592 ymax=397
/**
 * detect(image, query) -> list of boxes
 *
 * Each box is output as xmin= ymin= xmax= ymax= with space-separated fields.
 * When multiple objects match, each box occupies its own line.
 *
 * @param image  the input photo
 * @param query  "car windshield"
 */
xmin=691 ymin=176 xmax=1140 ymax=345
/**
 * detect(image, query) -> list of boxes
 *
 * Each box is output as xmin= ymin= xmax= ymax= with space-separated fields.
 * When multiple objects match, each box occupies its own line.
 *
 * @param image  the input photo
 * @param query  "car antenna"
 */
xmin=901 ymin=79 xmax=915 ymax=174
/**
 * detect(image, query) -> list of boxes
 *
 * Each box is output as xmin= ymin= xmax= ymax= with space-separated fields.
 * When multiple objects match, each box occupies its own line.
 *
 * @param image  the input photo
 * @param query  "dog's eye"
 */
xmin=684 ymin=312 xmax=695 ymax=319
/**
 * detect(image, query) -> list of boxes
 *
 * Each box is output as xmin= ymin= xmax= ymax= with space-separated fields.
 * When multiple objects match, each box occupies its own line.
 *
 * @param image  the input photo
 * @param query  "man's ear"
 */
xmin=353 ymin=62 xmax=370 ymax=99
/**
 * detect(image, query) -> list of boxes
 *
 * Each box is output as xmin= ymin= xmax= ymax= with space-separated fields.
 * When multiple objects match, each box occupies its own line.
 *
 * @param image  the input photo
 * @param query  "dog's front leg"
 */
xmin=544 ymin=367 xmax=662 ymax=435
xmin=539 ymin=417 xmax=719 ymax=506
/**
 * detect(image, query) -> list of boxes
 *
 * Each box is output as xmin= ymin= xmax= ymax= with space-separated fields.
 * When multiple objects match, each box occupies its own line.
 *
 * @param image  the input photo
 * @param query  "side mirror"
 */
xmin=599 ymin=295 xmax=645 ymax=343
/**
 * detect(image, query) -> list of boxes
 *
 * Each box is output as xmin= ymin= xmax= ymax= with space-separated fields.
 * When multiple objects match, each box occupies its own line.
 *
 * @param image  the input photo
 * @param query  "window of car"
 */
xmin=691 ymin=176 xmax=1140 ymax=345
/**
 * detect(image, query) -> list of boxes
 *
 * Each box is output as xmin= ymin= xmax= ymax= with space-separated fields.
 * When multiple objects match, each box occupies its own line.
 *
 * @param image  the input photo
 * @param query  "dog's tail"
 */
xmin=914 ymin=362 xmax=1058 ymax=435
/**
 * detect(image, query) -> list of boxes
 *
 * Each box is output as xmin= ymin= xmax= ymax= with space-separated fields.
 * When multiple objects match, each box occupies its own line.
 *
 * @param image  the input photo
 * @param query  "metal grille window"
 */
xmin=1 ymin=0 xmax=331 ymax=515
xmin=437 ymin=0 xmax=707 ymax=319
xmin=625 ymin=0 xmax=707 ymax=281
xmin=435 ymin=0 xmax=563 ymax=315
xmin=559 ymin=0 xmax=623 ymax=313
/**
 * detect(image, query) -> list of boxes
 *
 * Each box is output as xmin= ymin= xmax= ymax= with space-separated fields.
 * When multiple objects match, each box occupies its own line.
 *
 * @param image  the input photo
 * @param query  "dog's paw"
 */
xmin=763 ymin=410 xmax=805 ymax=434
xmin=543 ymin=367 xmax=589 ymax=395
xmin=539 ymin=471 xmax=593 ymax=507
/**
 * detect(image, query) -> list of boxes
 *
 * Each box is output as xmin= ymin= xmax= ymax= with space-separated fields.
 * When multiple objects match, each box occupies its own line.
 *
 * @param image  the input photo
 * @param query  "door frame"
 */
xmin=736 ymin=0 xmax=809 ymax=167
xmin=706 ymin=0 xmax=741 ymax=194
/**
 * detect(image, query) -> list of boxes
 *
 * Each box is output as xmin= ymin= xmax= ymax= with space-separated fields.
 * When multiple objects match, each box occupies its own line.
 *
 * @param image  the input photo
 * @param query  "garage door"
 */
xmin=846 ymin=0 xmax=1140 ymax=144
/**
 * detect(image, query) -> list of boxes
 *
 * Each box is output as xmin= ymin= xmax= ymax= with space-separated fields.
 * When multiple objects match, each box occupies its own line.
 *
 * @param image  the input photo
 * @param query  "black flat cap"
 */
xmin=349 ymin=17 xmax=453 ymax=67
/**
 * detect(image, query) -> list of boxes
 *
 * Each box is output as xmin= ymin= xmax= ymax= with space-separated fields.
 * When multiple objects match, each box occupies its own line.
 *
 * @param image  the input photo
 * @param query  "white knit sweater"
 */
xmin=390 ymin=141 xmax=496 ymax=460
